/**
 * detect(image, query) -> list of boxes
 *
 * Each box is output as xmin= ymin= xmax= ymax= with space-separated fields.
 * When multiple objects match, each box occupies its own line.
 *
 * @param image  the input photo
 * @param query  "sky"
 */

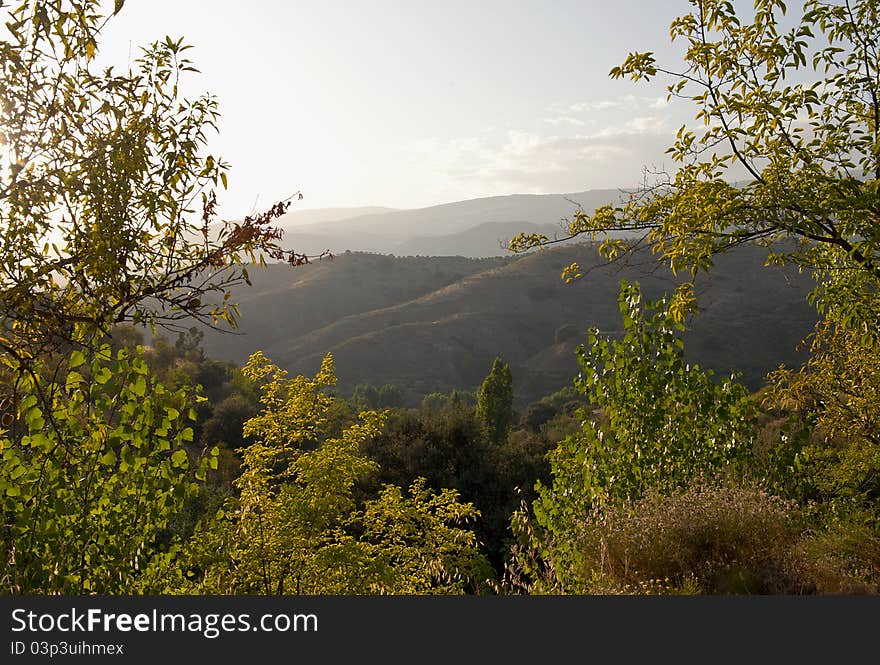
xmin=94 ymin=0 xmax=696 ymax=217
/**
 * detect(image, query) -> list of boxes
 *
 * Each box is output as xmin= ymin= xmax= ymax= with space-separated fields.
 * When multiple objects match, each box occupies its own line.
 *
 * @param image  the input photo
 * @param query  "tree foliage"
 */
xmin=475 ymin=357 xmax=514 ymax=446
xmin=768 ymin=316 xmax=880 ymax=507
xmin=0 ymin=0 xmax=316 ymax=367
xmin=517 ymin=281 xmax=756 ymax=591
xmin=182 ymin=352 xmax=491 ymax=594
xmin=502 ymin=0 xmax=880 ymax=596
xmin=362 ymin=396 xmax=555 ymax=572
xmin=351 ymin=383 xmax=405 ymax=411
xmin=0 ymin=0 xmax=320 ymax=596
xmin=0 ymin=344 xmax=213 ymax=593
xmin=509 ymin=0 xmax=880 ymax=323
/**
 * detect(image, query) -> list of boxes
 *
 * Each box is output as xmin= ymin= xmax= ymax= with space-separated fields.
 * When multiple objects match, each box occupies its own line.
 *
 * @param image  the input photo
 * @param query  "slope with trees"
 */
xmin=506 ymin=0 xmax=880 ymax=594
xmin=5 ymin=0 xmax=880 ymax=598
xmin=195 ymin=243 xmax=817 ymax=406
xmin=0 ymin=1 xmax=492 ymax=595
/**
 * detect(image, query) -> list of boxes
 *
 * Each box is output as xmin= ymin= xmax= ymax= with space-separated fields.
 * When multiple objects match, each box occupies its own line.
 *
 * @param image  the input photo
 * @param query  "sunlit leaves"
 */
xmin=767 ymin=316 xmax=880 ymax=505
xmin=523 ymin=281 xmax=756 ymax=591
xmin=0 ymin=1 xmax=297 ymax=365
xmin=68 ymin=350 xmax=86 ymax=369
xmin=512 ymin=0 xmax=880 ymax=324
xmin=184 ymin=352 xmax=490 ymax=594
xmin=0 ymin=345 xmax=210 ymax=593
xmin=560 ymin=262 xmax=583 ymax=283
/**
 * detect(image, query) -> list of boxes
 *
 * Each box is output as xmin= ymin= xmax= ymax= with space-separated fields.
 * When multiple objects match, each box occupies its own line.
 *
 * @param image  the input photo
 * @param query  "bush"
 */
xmin=797 ymin=515 xmax=880 ymax=594
xmin=573 ymin=483 xmax=808 ymax=594
xmin=520 ymin=401 xmax=557 ymax=432
xmin=530 ymin=282 xmax=756 ymax=586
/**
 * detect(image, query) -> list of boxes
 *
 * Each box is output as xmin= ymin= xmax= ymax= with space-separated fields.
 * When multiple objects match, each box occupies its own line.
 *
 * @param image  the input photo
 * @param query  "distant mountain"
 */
xmin=295 ymin=190 xmax=622 ymax=237
xmin=196 ymin=242 xmax=817 ymax=407
xmin=394 ymin=222 xmax=570 ymax=258
xmin=278 ymin=206 xmax=398 ymax=228
xmin=277 ymin=230 xmax=394 ymax=256
xmin=279 ymin=221 xmax=568 ymax=258
xmin=275 ymin=189 xmax=625 ymax=257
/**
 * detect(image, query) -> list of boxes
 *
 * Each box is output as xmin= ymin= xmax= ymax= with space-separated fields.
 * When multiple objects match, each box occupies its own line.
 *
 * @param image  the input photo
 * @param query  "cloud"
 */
xmin=568 ymin=99 xmax=623 ymax=113
xmin=609 ymin=115 xmax=671 ymax=135
xmin=543 ymin=116 xmax=587 ymax=127
xmin=564 ymin=94 xmax=670 ymax=115
xmin=398 ymin=91 xmax=693 ymax=203
xmin=406 ymin=114 xmax=677 ymax=199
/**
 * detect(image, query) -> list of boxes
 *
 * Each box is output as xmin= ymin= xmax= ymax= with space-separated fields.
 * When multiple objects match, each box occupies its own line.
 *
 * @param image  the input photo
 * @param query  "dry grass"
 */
xmin=572 ymin=483 xmax=880 ymax=594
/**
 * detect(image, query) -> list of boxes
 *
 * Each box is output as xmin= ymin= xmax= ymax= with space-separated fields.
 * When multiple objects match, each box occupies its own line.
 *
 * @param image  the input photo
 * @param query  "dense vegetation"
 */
xmin=3 ymin=0 xmax=880 ymax=595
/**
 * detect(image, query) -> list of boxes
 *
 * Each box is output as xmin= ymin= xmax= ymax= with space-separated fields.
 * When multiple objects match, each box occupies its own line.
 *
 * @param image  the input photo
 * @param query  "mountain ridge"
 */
xmin=196 ymin=242 xmax=817 ymax=407
xmin=276 ymin=189 xmax=626 ymax=257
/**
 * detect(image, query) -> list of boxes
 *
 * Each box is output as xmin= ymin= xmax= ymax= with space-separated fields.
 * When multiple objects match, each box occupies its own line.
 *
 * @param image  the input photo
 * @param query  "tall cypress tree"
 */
xmin=476 ymin=357 xmax=514 ymax=445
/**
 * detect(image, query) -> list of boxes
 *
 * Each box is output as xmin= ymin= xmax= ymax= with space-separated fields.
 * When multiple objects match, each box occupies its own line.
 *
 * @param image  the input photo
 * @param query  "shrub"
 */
xmin=520 ymin=401 xmax=557 ymax=432
xmin=576 ymin=483 xmax=806 ymax=594
xmin=796 ymin=515 xmax=880 ymax=594
xmin=529 ymin=282 xmax=756 ymax=588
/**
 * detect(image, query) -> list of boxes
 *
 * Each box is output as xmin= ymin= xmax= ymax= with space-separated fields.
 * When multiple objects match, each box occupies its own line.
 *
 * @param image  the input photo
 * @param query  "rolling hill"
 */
xmin=274 ymin=189 xmax=624 ymax=257
xmin=195 ymin=242 xmax=817 ymax=407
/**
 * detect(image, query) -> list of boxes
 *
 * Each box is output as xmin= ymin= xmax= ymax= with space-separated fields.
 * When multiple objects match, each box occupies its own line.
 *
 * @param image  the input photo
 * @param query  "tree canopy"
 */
xmin=475 ymin=357 xmax=514 ymax=446
xmin=509 ymin=0 xmax=880 ymax=325
xmin=0 ymin=0 xmax=318 ymax=368
xmin=180 ymin=352 xmax=492 ymax=594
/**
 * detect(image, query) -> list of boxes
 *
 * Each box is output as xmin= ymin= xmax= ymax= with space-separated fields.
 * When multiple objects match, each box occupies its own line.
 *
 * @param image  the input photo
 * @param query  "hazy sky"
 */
xmin=95 ymin=1 xmax=695 ymax=216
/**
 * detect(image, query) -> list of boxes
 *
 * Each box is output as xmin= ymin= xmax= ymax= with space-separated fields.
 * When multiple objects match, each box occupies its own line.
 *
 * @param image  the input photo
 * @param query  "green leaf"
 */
xmin=69 ymin=350 xmax=86 ymax=369
xmin=25 ymin=408 xmax=45 ymax=431
xmin=94 ymin=368 xmax=113 ymax=384
xmin=30 ymin=433 xmax=50 ymax=452
xmin=66 ymin=371 xmax=84 ymax=389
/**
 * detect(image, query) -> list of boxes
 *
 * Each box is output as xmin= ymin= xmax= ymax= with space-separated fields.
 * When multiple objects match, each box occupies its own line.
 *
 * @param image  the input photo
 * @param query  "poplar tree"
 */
xmin=476 ymin=357 xmax=514 ymax=446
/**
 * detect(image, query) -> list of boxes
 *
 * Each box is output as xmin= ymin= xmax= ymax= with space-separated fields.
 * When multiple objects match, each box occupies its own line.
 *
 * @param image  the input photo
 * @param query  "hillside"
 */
xmin=394 ymin=221 xmax=567 ymax=258
xmin=199 ymin=253 xmax=515 ymax=362
xmin=280 ymin=206 xmax=399 ymax=227
xmin=275 ymin=189 xmax=623 ymax=257
xmin=197 ymin=243 xmax=817 ymax=407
